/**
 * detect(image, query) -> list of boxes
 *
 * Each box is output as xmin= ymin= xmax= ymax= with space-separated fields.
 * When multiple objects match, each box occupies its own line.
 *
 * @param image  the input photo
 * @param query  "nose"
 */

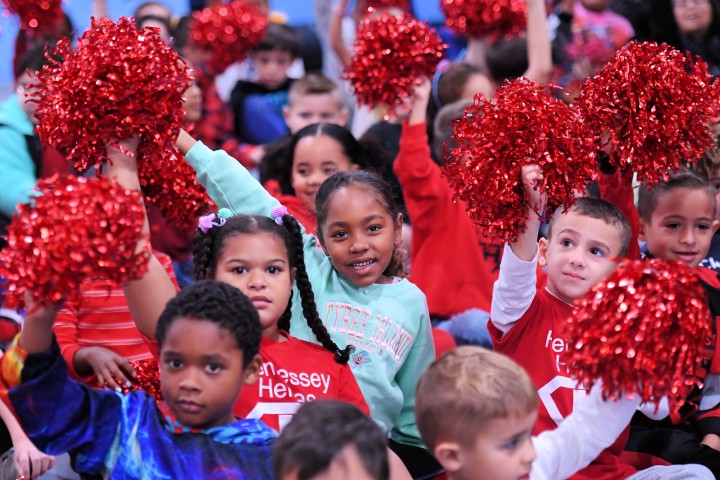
xmin=680 ymin=226 xmax=697 ymax=246
xmin=178 ymin=368 xmax=201 ymax=392
xmin=568 ymin=248 xmax=585 ymax=268
xmin=349 ymin=234 xmax=369 ymax=253
xmin=247 ymin=269 xmax=266 ymax=290
xmin=522 ymin=439 xmax=537 ymax=466
xmin=308 ymin=171 xmax=324 ymax=187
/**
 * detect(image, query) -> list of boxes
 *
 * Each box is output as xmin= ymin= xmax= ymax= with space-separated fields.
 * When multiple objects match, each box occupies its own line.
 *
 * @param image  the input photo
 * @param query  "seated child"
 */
xmin=621 ymin=170 xmax=720 ymax=474
xmin=230 ymin=22 xmax=301 ymax=145
xmin=415 ymin=346 xmax=714 ymax=480
xmin=490 ymin=164 xmax=664 ymax=478
xmin=273 ymin=400 xmax=393 ymax=480
xmin=0 ymin=281 xmax=276 ymax=479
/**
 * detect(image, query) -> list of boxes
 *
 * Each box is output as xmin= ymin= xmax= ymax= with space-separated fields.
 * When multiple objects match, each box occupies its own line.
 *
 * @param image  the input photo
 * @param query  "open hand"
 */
xmin=75 ymin=347 xmax=136 ymax=391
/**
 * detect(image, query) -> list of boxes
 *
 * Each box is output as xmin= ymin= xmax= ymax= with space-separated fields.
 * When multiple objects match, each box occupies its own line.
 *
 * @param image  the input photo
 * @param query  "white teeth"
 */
xmin=352 ymin=260 xmax=374 ymax=269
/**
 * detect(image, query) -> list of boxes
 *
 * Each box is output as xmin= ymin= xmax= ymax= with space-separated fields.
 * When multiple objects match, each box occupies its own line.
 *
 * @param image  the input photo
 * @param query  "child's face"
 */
xmin=318 ymin=185 xmax=403 ymax=287
xmin=15 ymin=72 xmax=39 ymax=124
xmin=448 ymin=410 xmax=537 ymax=480
xmin=539 ymin=211 xmax=624 ymax=304
xmin=281 ymin=445 xmax=377 ymax=480
xmin=673 ymin=0 xmax=713 ymax=37
xmin=283 ymin=94 xmax=349 ymax=134
xmin=640 ymin=187 xmax=719 ymax=268
xmin=253 ymin=50 xmax=295 ymax=89
xmin=214 ymin=233 xmax=295 ymax=338
xmin=291 ymin=134 xmax=356 ymax=214
xmin=183 ymin=73 xmax=203 ymax=124
xmin=160 ymin=317 xmax=260 ymax=429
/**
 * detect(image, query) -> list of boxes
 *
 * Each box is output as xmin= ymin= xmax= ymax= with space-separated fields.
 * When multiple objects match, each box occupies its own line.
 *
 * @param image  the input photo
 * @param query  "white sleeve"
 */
xmin=530 ymin=383 xmax=641 ymax=480
xmin=637 ymin=396 xmax=670 ymax=421
xmin=490 ymin=243 xmax=540 ymax=335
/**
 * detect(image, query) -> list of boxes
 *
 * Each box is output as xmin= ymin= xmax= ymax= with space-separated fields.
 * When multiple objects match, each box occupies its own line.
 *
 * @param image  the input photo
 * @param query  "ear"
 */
xmin=434 ymin=441 xmax=464 ymax=473
xmin=394 ymin=213 xmax=404 ymax=247
xmin=638 ymin=217 xmax=647 ymax=243
xmin=712 ymin=219 xmax=720 ymax=236
xmin=242 ymin=354 xmax=263 ymax=386
xmin=289 ymin=267 xmax=297 ymax=285
xmin=316 ymin=228 xmax=331 ymax=256
xmin=350 ymin=163 xmax=361 ymax=171
xmin=282 ymin=105 xmax=291 ymax=123
xmin=538 ymin=237 xmax=549 ymax=268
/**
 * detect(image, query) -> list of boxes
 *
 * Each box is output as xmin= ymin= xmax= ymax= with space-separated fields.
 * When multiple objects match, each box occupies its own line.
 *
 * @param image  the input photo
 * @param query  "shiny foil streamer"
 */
xmin=189 ymin=1 xmax=268 ymax=76
xmin=564 ymin=258 xmax=711 ymax=411
xmin=138 ymin=149 xmax=215 ymax=229
xmin=442 ymin=79 xmax=596 ymax=243
xmin=2 ymin=0 xmax=63 ymax=31
xmin=576 ymin=41 xmax=717 ymax=186
xmin=440 ymin=0 xmax=527 ymax=41
xmin=120 ymin=359 xmax=163 ymax=402
xmin=366 ymin=0 xmax=410 ymax=9
xmin=32 ymin=16 xmax=189 ymax=173
xmin=0 ymin=175 xmax=149 ymax=309
xmin=344 ymin=11 xmax=446 ymax=114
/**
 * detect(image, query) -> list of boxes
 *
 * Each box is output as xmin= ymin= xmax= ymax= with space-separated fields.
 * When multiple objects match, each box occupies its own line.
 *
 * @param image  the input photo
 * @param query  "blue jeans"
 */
xmin=432 ymin=308 xmax=493 ymax=349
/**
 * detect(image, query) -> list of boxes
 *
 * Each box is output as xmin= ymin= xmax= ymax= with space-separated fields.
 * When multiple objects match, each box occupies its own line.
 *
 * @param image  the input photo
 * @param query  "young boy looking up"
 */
xmin=0 ymin=281 xmax=276 ymax=479
xmin=623 ymin=170 xmax=720 ymax=474
xmin=230 ymin=22 xmax=301 ymax=145
xmin=282 ymin=73 xmax=349 ymax=135
xmin=415 ymin=346 xmax=714 ymax=480
xmin=489 ymin=164 xmax=639 ymax=478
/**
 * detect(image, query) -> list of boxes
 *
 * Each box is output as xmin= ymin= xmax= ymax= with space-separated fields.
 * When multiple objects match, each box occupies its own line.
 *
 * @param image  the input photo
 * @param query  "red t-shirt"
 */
xmin=234 ymin=332 xmax=370 ymax=431
xmin=490 ymin=289 xmax=637 ymax=480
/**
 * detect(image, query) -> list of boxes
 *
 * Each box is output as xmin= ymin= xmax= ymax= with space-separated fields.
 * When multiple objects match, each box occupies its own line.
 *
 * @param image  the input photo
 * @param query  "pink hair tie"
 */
xmin=272 ymin=205 xmax=288 ymax=225
xmin=198 ymin=212 xmax=227 ymax=233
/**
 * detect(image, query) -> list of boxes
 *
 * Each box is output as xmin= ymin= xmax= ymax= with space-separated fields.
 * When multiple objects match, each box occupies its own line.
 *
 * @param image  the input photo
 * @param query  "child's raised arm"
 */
xmin=522 ymin=0 xmax=553 ymax=85
xmin=105 ymin=138 xmax=177 ymax=340
xmin=490 ymin=165 xmax=545 ymax=335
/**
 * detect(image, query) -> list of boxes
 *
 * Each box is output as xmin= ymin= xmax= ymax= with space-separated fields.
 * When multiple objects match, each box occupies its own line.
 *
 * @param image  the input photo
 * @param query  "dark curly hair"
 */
xmin=156 ymin=280 xmax=261 ymax=366
xmin=315 ymin=170 xmax=407 ymax=279
xmin=192 ymin=213 xmax=353 ymax=364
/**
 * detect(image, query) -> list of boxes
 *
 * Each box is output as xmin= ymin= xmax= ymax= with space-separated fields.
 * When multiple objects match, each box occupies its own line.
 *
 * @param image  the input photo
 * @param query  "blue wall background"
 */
xmin=0 ymin=1 xmax=444 ymax=90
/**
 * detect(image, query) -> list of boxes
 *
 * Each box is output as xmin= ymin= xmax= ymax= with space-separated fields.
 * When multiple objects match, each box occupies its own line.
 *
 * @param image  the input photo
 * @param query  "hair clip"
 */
xmin=198 ymin=211 xmax=228 ymax=233
xmin=431 ymin=59 xmax=452 ymax=109
xmin=272 ymin=205 xmax=288 ymax=225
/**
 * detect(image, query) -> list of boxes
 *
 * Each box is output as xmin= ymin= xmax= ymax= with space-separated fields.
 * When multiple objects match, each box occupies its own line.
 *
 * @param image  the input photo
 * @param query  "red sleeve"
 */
xmin=597 ymin=168 xmax=641 ymax=260
xmin=156 ymin=251 xmax=181 ymax=292
xmin=338 ymin=364 xmax=370 ymax=416
xmin=392 ymin=120 xmax=456 ymax=238
xmin=52 ymin=301 xmax=92 ymax=381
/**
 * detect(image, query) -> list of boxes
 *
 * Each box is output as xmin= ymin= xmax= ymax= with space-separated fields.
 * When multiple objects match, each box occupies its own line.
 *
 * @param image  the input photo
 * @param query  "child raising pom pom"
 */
xmin=0 ymin=175 xmax=149 ymax=309
xmin=344 ymin=11 xmax=445 ymax=115
xmin=32 ymin=16 xmax=190 ymax=173
xmin=564 ymin=258 xmax=712 ymax=411
xmin=443 ymin=79 xmax=597 ymax=243
xmin=577 ymin=41 xmax=717 ymax=186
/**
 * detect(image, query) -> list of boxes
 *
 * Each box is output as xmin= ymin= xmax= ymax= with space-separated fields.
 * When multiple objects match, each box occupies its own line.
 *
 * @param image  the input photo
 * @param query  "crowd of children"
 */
xmin=0 ymin=0 xmax=719 ymax=479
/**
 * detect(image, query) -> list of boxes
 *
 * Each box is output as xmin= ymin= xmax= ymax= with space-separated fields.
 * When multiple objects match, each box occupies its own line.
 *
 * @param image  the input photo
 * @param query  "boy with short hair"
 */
xmin=273 ymin=400 xmax=389 ymax=480
xmin=230 ymin=22 xmax=301 ymax=145
xmin=282 ymin=73 xmax=349 ymax=134
xmin=489 ymin=165 xmax=640 ymax=478
xmin=415 ymin=346 xmax=714 ymax=480
xmin=621 ymin=169 xmax=720 ymax=474
xmin=1 ymin=281 xmax=275 ymax=479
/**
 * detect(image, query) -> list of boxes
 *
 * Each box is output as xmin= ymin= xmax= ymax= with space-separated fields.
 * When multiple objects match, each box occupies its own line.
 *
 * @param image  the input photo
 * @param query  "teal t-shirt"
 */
xmin=185 ymin=142 xmax=435 ymax=447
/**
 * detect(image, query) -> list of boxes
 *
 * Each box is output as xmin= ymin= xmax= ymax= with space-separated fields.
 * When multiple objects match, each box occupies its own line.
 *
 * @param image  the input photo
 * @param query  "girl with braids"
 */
xmin=105 ymin=136 xmax=368 ymax=433
xmin=176 ymin=129 xmax=439 ymax=478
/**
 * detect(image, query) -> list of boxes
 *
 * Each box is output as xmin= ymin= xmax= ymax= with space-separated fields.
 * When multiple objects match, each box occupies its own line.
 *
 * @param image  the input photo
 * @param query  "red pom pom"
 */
xmin=189 ymin=2 xmax=269 ymax=76
xmin=366 ymin=0 xmax=409 ymax=9
xmin=564 ymin=259 xmax=711 ymax=410
xmin=440 ymin=0 xmax=527 ymax=41
xmin=120 ymin=359 xmax=163 ymax=402
xmin=344 ymin=12 xmax=445 ymax=114
xmin=32 ymin=17 xmax=190 ymax=173
xmin=138 ymin=150 xmax=215 ymax=229
xmin=2 ymin=0 xmax=63 ymax=31
xmin=0 ymin=175 xmax=150 ymax=309
xmin=443 ymin=79 xmax=597 ymax=243
xmin=576 ymin=42 xmax=716 ymax=186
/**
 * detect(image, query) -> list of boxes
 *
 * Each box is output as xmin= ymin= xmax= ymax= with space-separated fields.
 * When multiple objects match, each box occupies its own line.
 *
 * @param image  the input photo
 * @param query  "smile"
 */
xmin=351 ymin=259 xmax=376 ymax=270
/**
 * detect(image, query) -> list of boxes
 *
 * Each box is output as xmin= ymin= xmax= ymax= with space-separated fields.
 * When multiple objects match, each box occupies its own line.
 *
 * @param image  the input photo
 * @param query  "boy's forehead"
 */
xmin=653 ymin=187 xmax=716 ymax=217
xmin=552 ymin=210 xmax=623 ymax=250
xmin=290 ymin=93 xmax=342 ymax=110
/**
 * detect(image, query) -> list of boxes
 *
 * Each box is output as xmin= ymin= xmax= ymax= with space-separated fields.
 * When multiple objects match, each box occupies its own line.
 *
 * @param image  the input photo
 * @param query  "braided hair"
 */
xmin=156 ymin=280 xmax=262 ymax=366
xmin=192 ymin=212 xmax=353 ymax=364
